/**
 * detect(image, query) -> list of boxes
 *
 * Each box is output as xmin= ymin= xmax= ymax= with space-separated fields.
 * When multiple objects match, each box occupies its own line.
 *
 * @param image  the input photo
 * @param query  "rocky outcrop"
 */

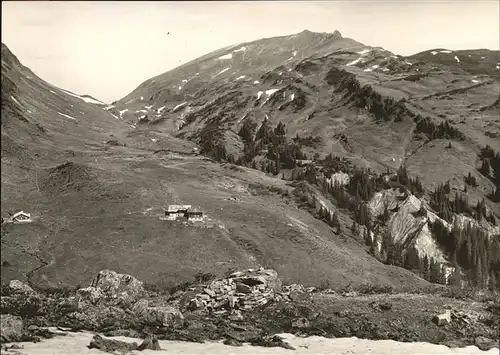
xmin=369 ymin=190 xmax=448 ymax=262
xmin=131 ymin=299 xmax=184 ymax=327
xmin=77 ymin=270 xmax=145 ymax=308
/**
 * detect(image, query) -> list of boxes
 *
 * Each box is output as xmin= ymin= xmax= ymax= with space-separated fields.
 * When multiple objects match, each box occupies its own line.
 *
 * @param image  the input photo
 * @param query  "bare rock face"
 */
xmin=77 ymin=270 xmax=145 ymax=308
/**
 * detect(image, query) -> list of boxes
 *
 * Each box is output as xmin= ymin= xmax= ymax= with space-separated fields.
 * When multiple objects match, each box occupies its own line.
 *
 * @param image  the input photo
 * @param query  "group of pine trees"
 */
xmin=430 ymin=219 xmax=500 ymax=290
xmin=325 ymin=67 xmax=407 ymax=122
xmin=414 ymin=115 xmax=466 ymax=141
xmin=235 ymin=118 xmax=307 ymax=172
xmin=391 ymin=166 xmax=425 ymax=197
xmin=197 ymin=122 xmax=228 ymax=162
xmin=199 ymin=113 xmax=499 ymax=290
xmin=430 ymin=181 xmax=496 ymax=225
xmin=478 ymin=145 xmax=500 ymax=203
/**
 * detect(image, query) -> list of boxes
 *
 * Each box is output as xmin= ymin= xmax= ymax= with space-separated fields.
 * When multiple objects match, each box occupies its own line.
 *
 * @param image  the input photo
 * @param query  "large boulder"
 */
xmin=8 ymin=280 xmax=35 ymax=296
xmin=77 ymin=270 xmax=145 ymax=308
xmin=0 ymin=315 xmax=24 ymax=343
xmin=88 ymin=334 xmax=138 ymax=353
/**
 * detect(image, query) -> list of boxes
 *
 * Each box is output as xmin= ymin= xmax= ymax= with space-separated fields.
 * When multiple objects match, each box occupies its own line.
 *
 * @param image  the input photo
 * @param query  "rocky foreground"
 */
xmin=1 ymin=269 xmax=499 ymax=354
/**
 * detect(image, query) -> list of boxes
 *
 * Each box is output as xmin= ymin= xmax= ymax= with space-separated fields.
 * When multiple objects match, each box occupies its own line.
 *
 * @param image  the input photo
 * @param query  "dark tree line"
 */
xmin=325 ymin=67 xmax=408 ymax=122
xmin=430 ymin=182 xmax=495 ymax=225
xmin=197 ymin=122 xmax=227 ymax=162
xmin=236 ymin=118 xmax=307 ymax=172
xmin=430 ymin=219 xmax=500 ymax=290
xmin=464 ymin=172 xmax=478 ymax=188
xmin=391 ymin=166 xmax=424 ymax=197
xmin=414 ymin=115 xmax=466 ymax=141
xmin=478 ymin=144 xmax=500 ymax=188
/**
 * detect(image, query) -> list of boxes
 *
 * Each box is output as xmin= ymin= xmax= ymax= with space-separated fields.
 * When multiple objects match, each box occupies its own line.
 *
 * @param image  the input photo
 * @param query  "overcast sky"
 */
xmin=2 ymin=1 xmax=499 ymax=103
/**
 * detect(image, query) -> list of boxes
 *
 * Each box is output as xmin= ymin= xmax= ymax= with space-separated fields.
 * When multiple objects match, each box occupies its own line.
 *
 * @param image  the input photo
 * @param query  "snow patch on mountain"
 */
xmin=10 ymin=96 xmax=20 ymax=105
xmin=290 ymin=93 xmax=295 ymax=101
xmin=213 ymin=67 xmax=230 ymax=79
xmin=346 ymin=57 xmax=362 ymax=67
xmin=440 ymin=50 xmax=453 ymax=54
xmin=80 ymin=96 xmax=105 ymax=105
xmin=253 ymin=80 xmax=260 ymax=84
xmin=58 ymin=112 xmax=77 ymax=121
xmin=265 ymin=89 xmax=279 ymax=96
xmin=285 ymin=50 xmax=298 ymax=62
xmin=218 ymin=53 xmax=233 ymax=60
xmin=233 ymin=46 xmax=246 ymax=53
xmin=173 ymin=102 xmax=187 ymax=112
xmin=454 ymin=56 xmax=460 ymax=63
xmin=59 ymin=89 xmax=105 ymax=105
xmin=236 ymin=75 xmax=246 ymax=80
xmin=157 ymin=106 xmax=166 ymax=114
xmin=357 ymin=49 xmax=371 ymax=55
xmin=119 ymin=109 xmax=128 ymax=118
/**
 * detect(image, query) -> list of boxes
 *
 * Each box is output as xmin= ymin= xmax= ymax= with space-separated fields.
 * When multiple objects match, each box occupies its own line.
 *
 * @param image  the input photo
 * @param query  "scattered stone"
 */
xmin=228 ymin=310 xmax=244 ymax=321
xmin=292 ymin=317 xmax=310 ymax=329
xmin=223 ymin=338 xmax=243 ymax=347
xmin=474 ymin=336 xmax=499 ymax=351
xmin=88 ymin=334 xmax=138 ymax=353
xmin=433 ymin=310 xmax=451 ymax=326
xmin=136 ymin=335 xmax=161 ymax=351
xmin=250 ymin=335 xmax=296 ymax=350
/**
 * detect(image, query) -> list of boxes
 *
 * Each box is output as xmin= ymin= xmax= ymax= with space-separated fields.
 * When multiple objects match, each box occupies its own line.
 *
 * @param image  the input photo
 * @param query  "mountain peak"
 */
xmin=298 ymin=29 xmax=343 ymax=39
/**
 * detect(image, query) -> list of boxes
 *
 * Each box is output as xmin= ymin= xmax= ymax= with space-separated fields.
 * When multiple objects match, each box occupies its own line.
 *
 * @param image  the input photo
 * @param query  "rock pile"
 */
xmin=188 ymin=268 xmax=282 ymax=312
xmin=187 ymin=268 xmax=316 ymax=313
